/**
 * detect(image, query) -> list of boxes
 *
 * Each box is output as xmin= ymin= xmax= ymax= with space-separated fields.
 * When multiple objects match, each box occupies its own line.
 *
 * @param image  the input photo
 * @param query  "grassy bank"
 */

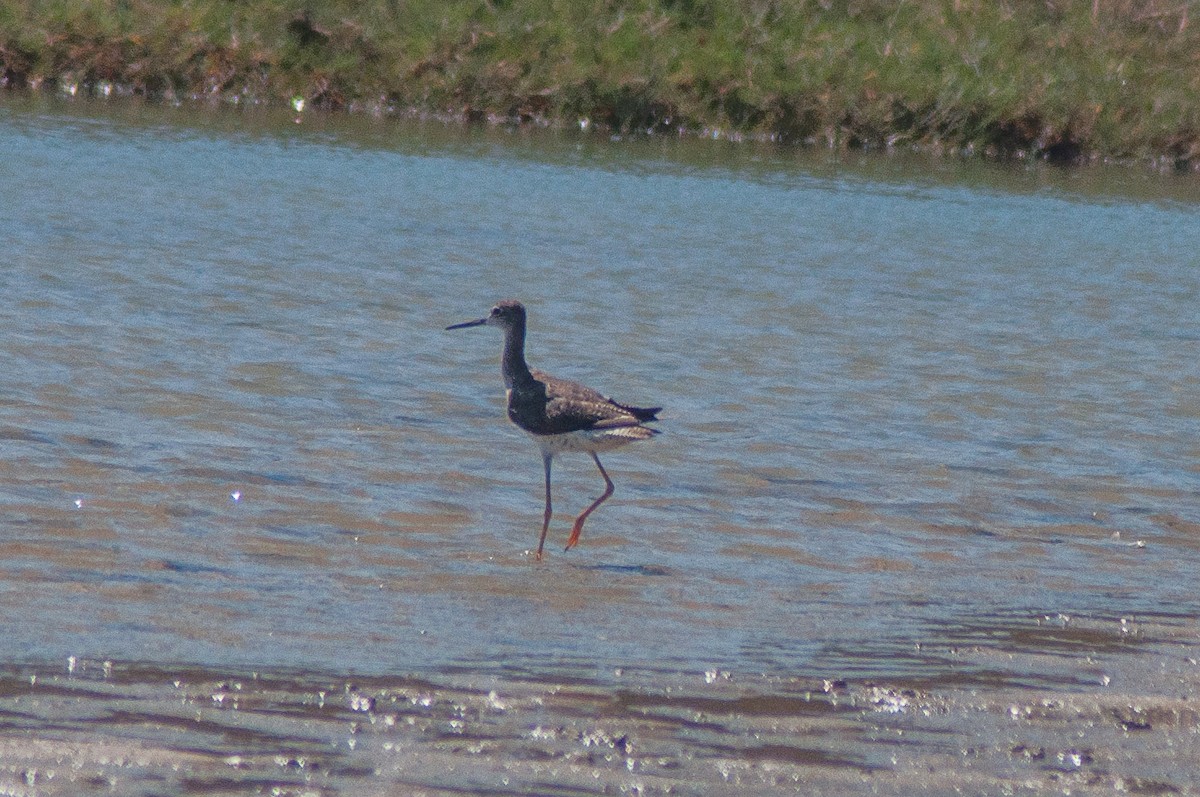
xmin=2 ymin=0 xmax=1199 ymax=164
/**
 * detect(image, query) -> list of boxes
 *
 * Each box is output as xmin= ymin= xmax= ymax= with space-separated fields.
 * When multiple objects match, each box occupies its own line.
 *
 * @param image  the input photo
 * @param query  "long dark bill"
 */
xmin=445 ymin=317 xmax=487 ymax=330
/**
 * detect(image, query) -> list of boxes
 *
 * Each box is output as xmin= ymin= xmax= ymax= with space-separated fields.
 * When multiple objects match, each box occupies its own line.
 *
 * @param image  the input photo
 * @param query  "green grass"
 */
xmin=3 ymin=0 xmax=1199 ymax=163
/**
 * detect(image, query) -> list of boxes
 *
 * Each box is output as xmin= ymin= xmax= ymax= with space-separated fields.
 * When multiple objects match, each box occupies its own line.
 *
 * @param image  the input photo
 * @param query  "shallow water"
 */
xmin=1 ymin=96 xmax=1199 ymax=794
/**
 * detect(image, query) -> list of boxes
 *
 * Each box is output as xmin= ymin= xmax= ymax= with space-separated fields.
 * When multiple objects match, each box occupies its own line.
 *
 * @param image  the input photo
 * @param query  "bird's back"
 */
xmin=507 ymin=369 xmax=660 ymax=437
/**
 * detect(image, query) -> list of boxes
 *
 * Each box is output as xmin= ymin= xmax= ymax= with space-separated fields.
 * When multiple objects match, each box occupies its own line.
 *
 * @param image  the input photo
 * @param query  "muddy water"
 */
xmin=1 ymin=96 xmax=1199 ymax=794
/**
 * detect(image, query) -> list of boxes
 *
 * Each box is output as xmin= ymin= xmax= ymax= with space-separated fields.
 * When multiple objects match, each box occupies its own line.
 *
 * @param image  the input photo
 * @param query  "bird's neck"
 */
xmin=501 ymin=320 xmax=536 ymax=389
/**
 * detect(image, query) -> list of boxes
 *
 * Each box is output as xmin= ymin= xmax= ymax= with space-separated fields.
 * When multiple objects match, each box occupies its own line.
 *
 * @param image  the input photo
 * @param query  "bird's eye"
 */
xmin=491 ymin=306 xmax=501 ymax=315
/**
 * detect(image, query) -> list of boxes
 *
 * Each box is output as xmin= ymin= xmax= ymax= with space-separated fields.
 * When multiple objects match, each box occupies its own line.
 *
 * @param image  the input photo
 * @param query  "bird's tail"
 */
xmin=614 ymin=403 xmax=661 ymax=423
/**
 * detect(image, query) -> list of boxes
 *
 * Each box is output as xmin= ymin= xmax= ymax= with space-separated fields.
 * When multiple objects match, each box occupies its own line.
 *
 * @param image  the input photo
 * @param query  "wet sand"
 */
xmin=3 ymin=614 xmax=1196 ymax=796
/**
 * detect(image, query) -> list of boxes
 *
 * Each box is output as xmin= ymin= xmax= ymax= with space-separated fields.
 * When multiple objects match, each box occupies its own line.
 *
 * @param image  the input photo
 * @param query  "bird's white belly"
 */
xmin=531 ymin=428 xmax=642 ymax=456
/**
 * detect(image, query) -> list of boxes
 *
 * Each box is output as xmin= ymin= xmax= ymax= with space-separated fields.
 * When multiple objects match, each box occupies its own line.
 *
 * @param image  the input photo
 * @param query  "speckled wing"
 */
xmin=513 ymin=370 xmax=659 ymax=436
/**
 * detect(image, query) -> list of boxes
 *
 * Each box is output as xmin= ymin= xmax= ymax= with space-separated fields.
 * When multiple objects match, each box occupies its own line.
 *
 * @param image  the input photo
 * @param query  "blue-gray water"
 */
xmin=1 ymin=96 xmax=1198 ymax=795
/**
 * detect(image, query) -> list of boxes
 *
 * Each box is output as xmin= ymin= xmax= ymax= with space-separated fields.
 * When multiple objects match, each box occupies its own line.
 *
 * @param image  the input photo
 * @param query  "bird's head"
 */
xmin=446 ymin=300 xmax=526 ymax=332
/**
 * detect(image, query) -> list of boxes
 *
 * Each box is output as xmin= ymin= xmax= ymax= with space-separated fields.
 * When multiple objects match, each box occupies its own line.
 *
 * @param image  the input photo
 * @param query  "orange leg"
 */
xmin=536 ymin=454 xmax=553 ymax=560
xmin=565 ymin=453 xmax=614 ymax=551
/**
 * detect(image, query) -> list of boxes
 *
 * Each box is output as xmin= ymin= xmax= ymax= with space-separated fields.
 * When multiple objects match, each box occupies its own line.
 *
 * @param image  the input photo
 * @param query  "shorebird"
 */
xmin=446 ymin=300 xmax=660 ymax=559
